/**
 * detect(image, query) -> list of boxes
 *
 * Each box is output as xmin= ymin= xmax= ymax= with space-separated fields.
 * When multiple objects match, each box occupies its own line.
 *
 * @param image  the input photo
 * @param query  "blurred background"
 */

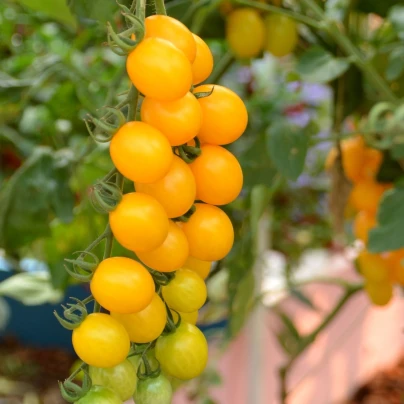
xmin=0 ymin=0 xmax=404 ymax=403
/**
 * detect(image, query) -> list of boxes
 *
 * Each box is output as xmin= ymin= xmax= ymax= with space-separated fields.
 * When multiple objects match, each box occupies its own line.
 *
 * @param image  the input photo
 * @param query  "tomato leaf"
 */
xmin=0 ymin=147 xmax=75 ymax=251
xmin=296 ymin=46 xmax=350 ymax=83
xmin=368 ymin=187 xmax=404 ymax=252
xmin=266 ymin=121 xmax=309 ymax=181
xmin=68 ymin=0 xmax=118 ymax=24
xmin=386 ymin=47 xmax=404 ymax=81
xmin=15 ymin=0 xmax=77 ymax=28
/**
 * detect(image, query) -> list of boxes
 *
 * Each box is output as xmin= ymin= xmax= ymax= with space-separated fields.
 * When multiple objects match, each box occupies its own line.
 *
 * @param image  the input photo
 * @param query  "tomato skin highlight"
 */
xmin=134 ymin=373 xmax=173 ymax=404
xmin=91 ymin=257 xmax=154 ymax=313
xmin=72 ymin=313 xmax=130 ymax=368
xmin=162 ymin=268 xmax=207 ymax=313
xmin=264 ymin=14 xmax=298 ymax=57
xmin=194 ymin=84 xmax=248 ymax=145
xmin=127 ymin=37 xmax=192 ymax=101
xmin=141 ymin=92 xmax=202 ymax=146
xmin=182 ymin=203 xmax=234 ymax=261
xmin=226 ymin=8 xmax=265 ymax=59
xmin=145 ymin=15 xmax=196 ymax=62
xmin=136 ymin=220 xmax=189 ymax=272
xmin=155 ymin=322 xmax=208 ymax=380
xmin=109 ymin=192 xmax=169 ymax=252
xmin=190 ymin=144 xmax=243 ymax=205
xmin=110 ymin=121 xmax=173 ymax=184
xmin=89 ymin=359 xmax=137 ymax=401
xmin=74 ymin=385 xmax=121 ymax=404
xmin=135 ymin=156 xmax=196 ymax=219
xmin=191 ymin=34 xmax=213 ymax=85
xmin=112 ymin=294 xmax=167 ymax=343
xmin=183 ymin=256 xmax=211 ymax=279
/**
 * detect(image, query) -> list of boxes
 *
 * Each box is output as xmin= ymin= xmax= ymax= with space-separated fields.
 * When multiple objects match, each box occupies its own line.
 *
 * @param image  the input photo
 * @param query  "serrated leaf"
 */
xmin=266 ymin=121 xmax=309 ymax=180
xmin=15 ymin=0 xmax=76 ymax=28
xmin=297 ymin=46 xmax=350 ymax=83
xmin=368 ymin=187 xmax=404 ymax=252
xmin=386 ymin=47 xmax=404 ymax=81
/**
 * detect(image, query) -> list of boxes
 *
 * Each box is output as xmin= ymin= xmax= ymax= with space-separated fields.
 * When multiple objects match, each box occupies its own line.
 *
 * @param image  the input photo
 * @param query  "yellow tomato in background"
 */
xmin=264 ymin=14 xmax=298 ymax=57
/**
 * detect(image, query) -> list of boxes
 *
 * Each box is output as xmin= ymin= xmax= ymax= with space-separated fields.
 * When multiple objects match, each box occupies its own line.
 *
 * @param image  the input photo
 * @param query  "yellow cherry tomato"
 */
xmin=183 ymin=256 xmax=211 ymax=280
xmin=264 ymin=14 xmax=298 ymax=57
xmin=162 ymin=269 xmax=207 ymax=313
xmin=226 ymin=8 xmax=265 ymax=59
xmin=136 ymin=220 xmax=189 ymax=272
xmin=357 ymin=250 xmax=390 ymax=283
xmin=135 ymin=156 xmax=196 ymax=219
xmin=385 ymin=249 xmax=404 ymax=285
xmin=91 ymin=257 xmax=154 ymax=313
xmin=170 ymin=309 xmax=199 ymax=325
xmin=190 ymin=144 xmax=243 ymax=205
xmin=364 ymin=281 xmax=393 ymax=306
xmin=182 ymin=203 xmax=234 ymax=261
xmin=110 ymin=121 xmax=173 ymax=183
xmin=353 ymin=210 xmax=376 ymax=244
xmin=350 ymin=181 xmax=391 ymax=213
xmin=145 ymin=15 xmax=197 ymax=62
xmin=194 ymin=84 xmax=248 ymax=145
xmin=72 ymin=313 xmax=130 ymax=368
xmin=192 ymin=34 xmax=214 ymax=85
xmin=111 ymin=294 xmax=167 ymax=343
xmin=141 ymin=92 xmax=202 ymax=146
xmin=127 ymin=38 xmax=192 ymax=101
xmin=109 ymin=192 xmax=169 ymax=252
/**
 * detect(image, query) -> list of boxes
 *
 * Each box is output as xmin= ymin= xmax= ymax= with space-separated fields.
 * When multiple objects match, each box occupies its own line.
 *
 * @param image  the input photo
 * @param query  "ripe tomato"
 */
xmin=109 ymin=192 xmax=169 ymax=252
xmin=226 ymin=8 xmax=265 ymax=59
xmin=91 ymin=257 xmax=154 ymax=313
xmin=191 ymin=34 xmax=213 ymax=85
xmin=89 ymin=359 xmax=137 ymax=400
xmin=194 ymin=85 xmax=248 ymax=145
xmin=155 ymin=322 xmax=208 ymax=380
xmin=363 ymin=148 xmax=383 ymax=180
xmin=135 ymin=156 xmax=196 ymax=219
xmin=350 ymin=181 xmax=390 ymax=213
xmin=127 ymin=38 xmax=192 ymax=101
xmin=112 ymin=294 xmax=166 ymax=343
xmin=145 ymin=15 xmax=196 ymax=63
xmin=182 ymin=203 xmax=234 ymax=261
xmin=134 ymin=374 xmax=173 ymax=404
xmin=110 ymin=121 xmax=173 ymax=183
xmin=183 ymin=256 xmax=211 ymax=280
xmin=264 ymin=14 xmax=298 ymax=57
xmin=190 ymin=145 xmax=243 ymax=205
xmin=357 ymin=250 xmax=389 ymax=283
xmin=385 ymin=249 xmax=404 ymax=285
xmin=141 ymin=92 xmax=202 ymax=146
xmin=75 ymin=385 xmax=121 ymax=404
xmin=162 ymin=268 xmax=207 ymax=313
xmin=136 ymin=221 xmax=189 ymax=272
xmin=72 ymin=313 xmax=130 ymax=368
xmin=364 ymin=281 xmax=393 ymax=306
xmin=171 ymin=309 xmax=198 ymax=325
xmin=353 ymin=210 xmax=376 ymax=244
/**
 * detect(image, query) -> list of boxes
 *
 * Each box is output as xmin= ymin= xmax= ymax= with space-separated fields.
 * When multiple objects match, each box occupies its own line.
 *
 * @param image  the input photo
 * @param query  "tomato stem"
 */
xmin=154 ymin=0 xmax=167 ymax=16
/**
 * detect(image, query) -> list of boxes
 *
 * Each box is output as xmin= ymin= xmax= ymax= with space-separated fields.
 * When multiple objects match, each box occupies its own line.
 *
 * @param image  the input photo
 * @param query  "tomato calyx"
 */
xmin=193 ymin=86 xmax=215 ymax=99
xmin=59 ymin=364 xmax=92 ymax=403
xmin=162 ymin=301 xmax=181 ymax=334
xmin=133 ymin=342 xmax=162 ymax=380
xmin=174 ymin=137 xmax=202 ymax=163
xmin=89 ymin=180 xmax=123 ymax=214
xmin=85 ymin=107 xmax=126 ymax=143
xmin=148 ymin=268 xmax=176 ymax=286
xmin=172 ymin=204 xmax=196 ymax=222
xmin=54 ymin=297 xmax=89 ymax=330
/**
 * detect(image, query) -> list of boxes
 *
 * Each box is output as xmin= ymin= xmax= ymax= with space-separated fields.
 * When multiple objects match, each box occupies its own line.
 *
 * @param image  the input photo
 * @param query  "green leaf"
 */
xmin=68 ymin=0 xmax=118 ymax=24
xmin=0 ymin=147 xmax=75 ymax=251
xmin=391 ymin=144 xmax=404 ymax=160
xmin=386 ymin=47 xmax=404 ymax=81
xmin=266 ymin=121 xmax=309 ymax=180
xmin=15 ymin=0 xmax=77 ymax=28
xmin=0 ymin=272 xmax=63 ymax=305
xmin=355 ymin=0 xmax=404 ymax=17
xmin=388 ymin=5 xmax=404 ymax=39
xmin=296 ymin=46 xmax=350 ymax=83
xmin=368 ymin=187 xmax=404 ymax=252
xmin=275 ymin=311 xmax=301 ymax=355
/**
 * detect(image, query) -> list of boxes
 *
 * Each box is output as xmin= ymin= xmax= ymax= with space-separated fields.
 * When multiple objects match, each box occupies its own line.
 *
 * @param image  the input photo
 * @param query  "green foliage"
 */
xmin=68 ymin=0 xmax=119 ymax=24
xmin=368 ymin=187 xmax=404 ymax=252
xmin=296 ymin=46 xmax=350 ymax=84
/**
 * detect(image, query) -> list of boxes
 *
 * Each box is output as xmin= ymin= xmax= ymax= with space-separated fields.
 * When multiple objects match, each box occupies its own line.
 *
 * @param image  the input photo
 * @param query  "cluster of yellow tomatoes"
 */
xmin=224 ymin=6 xmax=298 ymax=59
xmin=327 ymin=136 xmax=403 ymax=306
xmin=71 ymin=13 xmax=247 ymax=404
